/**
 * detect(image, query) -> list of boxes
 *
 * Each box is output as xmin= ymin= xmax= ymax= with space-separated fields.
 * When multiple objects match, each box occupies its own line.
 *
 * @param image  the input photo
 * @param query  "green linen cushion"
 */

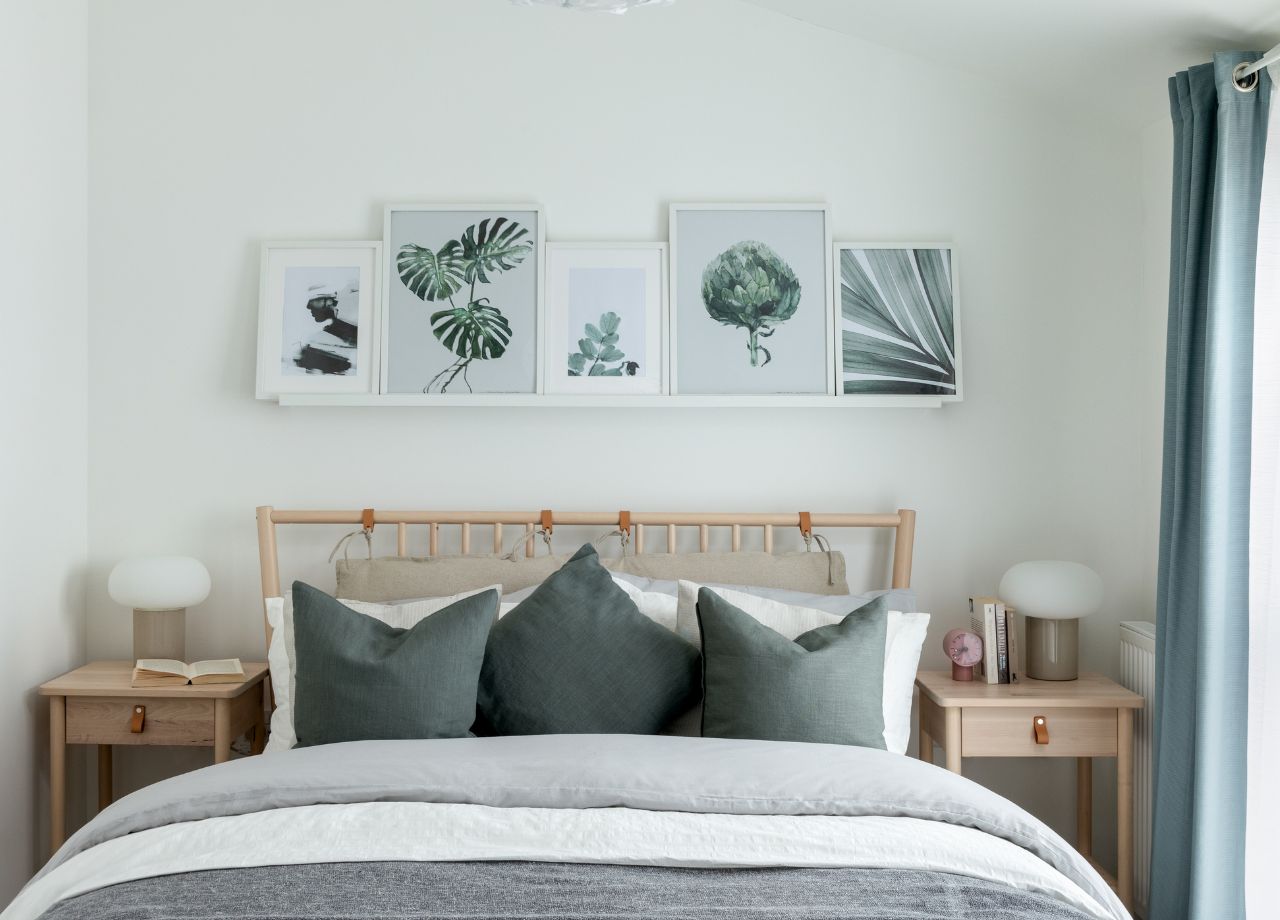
xmin=697 ymin=588 xmax=888 ymax=748
xmin=478 ymin=544 xmax=701 ymax=735
xmin=292 ymin=581 xmax=498 ymax=746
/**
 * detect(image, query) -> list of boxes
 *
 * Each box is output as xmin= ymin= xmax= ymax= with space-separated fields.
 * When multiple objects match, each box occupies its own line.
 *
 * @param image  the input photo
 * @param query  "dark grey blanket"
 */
xmin=40 ymin=862 xmax=1097 ymax=920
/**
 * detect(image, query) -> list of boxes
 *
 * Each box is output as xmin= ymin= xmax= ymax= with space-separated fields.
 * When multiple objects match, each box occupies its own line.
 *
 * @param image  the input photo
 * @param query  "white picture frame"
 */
xmin=543 ymin=243 xmax=667 ymax=396
xmin=833 ymin=242 xmax=962 ymax=402
xmin=381 ymin=204 xmax=544 ymax=396
xmin=669 ymin=203 xmax=834 ymax=396
xmin=255 ymin=241 xmax=382 ymax=399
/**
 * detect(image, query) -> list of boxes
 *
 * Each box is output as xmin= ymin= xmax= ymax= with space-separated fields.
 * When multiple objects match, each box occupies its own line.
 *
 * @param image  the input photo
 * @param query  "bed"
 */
xmin=3 ymin=508 xmax=1130 ymax=920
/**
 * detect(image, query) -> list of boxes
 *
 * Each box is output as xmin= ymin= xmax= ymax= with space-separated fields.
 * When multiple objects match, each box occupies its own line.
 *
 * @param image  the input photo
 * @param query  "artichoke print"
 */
xmin=568 ymin=311 xmax=638 ymax=377
xmin=701 ymin=240 xmax=801 ymax=367
xmin=396 ymin=217 xmax=532 ymax=393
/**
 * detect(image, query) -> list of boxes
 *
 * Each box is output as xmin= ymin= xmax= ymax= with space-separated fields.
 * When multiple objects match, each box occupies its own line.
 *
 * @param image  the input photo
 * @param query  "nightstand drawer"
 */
xmin=66 ymin=697 xmax=215 ymax=746
xmin=961 ymin=707 xmax=1117 ymax=757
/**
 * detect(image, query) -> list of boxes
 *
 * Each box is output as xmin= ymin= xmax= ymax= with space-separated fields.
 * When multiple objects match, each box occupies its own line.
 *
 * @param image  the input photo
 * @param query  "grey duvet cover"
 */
xmin=41 ymin=862 xmax=1097 ymax=920
xmin=11 ymin=735 xmax=1127 ymax=920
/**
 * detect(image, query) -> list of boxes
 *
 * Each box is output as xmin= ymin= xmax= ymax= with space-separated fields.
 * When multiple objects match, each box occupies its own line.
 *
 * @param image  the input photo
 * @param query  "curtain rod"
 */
xmin=1235 ymin=42 xmax=1280 ymax=84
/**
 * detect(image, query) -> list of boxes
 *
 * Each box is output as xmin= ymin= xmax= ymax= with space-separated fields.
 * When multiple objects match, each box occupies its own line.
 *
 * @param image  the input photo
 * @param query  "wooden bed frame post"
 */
xmin=892 ymin=508 xmax=916 ymax=590
xmin=256 ymin=506 xmax=281 ymax=645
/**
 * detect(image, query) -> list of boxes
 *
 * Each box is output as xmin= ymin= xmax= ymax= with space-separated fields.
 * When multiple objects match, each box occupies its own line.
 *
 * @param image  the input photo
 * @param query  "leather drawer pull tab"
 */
xmin=130 ymin=706 xmax=146 ymax=734
xmin=1033 ymin=715 xmax=1049 ymax=745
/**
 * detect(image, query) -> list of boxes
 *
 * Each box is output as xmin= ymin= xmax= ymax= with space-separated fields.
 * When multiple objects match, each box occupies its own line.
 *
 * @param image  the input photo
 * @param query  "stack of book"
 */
xmin=967 ymin=596 xmax=1021 ymax=684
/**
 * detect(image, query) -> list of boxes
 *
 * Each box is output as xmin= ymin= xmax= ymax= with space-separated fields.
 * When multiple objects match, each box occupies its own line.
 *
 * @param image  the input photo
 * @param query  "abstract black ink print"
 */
xmin=293 ymin=285 xmax=356 ymax=374
xmin=282 ymin=268 xmax=360 ymax=377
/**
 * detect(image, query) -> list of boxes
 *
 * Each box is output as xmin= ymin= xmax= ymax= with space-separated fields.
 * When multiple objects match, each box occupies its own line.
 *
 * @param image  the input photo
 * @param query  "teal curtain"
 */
xmin=1152 ymin=53 xmax=1270 ymax=920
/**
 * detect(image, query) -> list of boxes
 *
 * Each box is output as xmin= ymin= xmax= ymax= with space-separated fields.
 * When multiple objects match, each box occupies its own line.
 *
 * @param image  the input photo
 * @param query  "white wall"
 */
xmin=0 ymin=0 xmax=89 ymax=902
xmin=83 ymin=0 xmax=1149 ymax=871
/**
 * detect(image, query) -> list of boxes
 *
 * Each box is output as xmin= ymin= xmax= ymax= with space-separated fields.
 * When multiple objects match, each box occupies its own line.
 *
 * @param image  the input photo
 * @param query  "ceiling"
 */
xmin=739 ymin=0 xmax=1280 ymax=126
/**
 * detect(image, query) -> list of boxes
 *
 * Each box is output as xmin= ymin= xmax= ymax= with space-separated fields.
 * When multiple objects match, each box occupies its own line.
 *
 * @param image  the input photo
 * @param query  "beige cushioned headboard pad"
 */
xmin=614 ymin=551 xmax=847 ymax=595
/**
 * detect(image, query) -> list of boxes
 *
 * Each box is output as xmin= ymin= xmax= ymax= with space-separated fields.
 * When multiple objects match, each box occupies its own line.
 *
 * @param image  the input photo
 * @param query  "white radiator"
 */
xmin=1119 ymin=621 xmax=1156 ymax=919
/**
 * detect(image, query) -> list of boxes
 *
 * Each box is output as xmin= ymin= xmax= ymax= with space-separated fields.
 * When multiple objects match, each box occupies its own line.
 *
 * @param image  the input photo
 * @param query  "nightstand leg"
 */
xmin=49 ymin=696 xmax=65 ymax=856
xmin=918 ymin=701 xmax=933 ymax=764
xmin=1117 ymin=708 xmax=1134 ymax=910
xmin=1076 ymin=757 xmax=1092 ymax=857
xmin=214 ymin=698 xmax=231 ymax=765
xmin=97 ymin=745 xmax=113 ymax=810
xmin=251 ymin=685 xmax=267 ymax=755
xmin=943 ymin=707 xmax=962 ymax=774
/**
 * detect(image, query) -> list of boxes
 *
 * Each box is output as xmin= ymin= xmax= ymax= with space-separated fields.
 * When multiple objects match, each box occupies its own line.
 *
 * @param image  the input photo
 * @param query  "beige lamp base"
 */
xmin=1025 ymin=616 xmax=1079 ymax=680
xmin=133 ymin=608 xmax=186 ymax=661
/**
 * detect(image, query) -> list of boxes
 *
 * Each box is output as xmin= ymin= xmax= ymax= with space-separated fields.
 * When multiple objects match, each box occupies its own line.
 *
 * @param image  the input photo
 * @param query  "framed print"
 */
xmin=256 ymin=241 xmax=381 ymax=399
xmin=834 ymin=243 xmax=961 ymax=400
xmin=382 ymin=205 xmax=543 ymax=395
xmin=543 ymin=243 xmax=666 ymax=395
xmin=670 ymin=203 xmax=832 ymax=395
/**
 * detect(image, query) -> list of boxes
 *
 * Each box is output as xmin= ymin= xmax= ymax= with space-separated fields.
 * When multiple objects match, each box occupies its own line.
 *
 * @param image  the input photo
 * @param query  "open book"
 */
xmin=132 ymin=658 xmax=244 ymax=687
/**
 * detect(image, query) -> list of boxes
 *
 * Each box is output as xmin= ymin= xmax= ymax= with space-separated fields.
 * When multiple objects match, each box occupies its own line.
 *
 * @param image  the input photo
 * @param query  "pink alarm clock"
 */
xmin=943 ymin=628 xmax=983 ymax=682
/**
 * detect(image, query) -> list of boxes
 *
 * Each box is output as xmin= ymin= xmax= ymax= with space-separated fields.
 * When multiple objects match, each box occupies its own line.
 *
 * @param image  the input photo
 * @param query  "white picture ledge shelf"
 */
xmin=275 ymin=394 xmax=946 ymax=408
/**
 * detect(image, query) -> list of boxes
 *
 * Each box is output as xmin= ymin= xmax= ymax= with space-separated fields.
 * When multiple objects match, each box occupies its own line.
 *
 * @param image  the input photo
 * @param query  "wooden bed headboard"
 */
xmin=255 ymin=506 xmax=917 ymax=646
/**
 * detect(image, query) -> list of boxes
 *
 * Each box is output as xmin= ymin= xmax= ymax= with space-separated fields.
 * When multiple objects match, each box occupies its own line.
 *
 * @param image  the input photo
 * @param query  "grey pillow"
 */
xmin=697 ymin=588 xmax=888 ymax=749
xmin=292 ymin=581 xmax=498 ymax=746
xmin=478 ymin=544 xmax=701 ymax=735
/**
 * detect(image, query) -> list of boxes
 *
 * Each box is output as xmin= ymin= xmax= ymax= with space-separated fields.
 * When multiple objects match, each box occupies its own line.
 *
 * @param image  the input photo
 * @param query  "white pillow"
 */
xmin=263 ymin=585 xmax=500 ymax=753
xmin=611 ymin=576 xmax=678 ymax=632
xmin=675 ymin=580 xmax=929 ymax=755
xmin=614 ymin=571 xmax=918 ymax=615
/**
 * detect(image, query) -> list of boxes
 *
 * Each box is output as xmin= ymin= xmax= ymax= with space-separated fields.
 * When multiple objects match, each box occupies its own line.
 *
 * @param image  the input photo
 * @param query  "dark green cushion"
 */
xmin=292 ymin=581 xmax=498 ymax=746
xmin=697 ymin=588 xmax=888 ymax=748
xmin=478 ymin=544 xmax=700 ymax=735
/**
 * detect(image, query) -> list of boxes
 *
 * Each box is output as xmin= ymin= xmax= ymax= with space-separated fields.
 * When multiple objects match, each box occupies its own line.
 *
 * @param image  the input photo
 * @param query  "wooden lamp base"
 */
xmin=133 ymin=608 xmax=187 ymax=661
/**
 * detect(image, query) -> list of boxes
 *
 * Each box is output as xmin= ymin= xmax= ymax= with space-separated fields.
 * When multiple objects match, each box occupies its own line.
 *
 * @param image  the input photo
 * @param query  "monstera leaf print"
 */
xmin=396 ymin=217 xmax=534 ymax=394
xmin=839 ymin=248 xmax=956 ymax=396
xmin=397 ymin=240 xmax=466 ymax=302
xmin=430 ymin=298 xmax=512 ymax=361
xmin=459 ymin=217 xmax=532 ymax=285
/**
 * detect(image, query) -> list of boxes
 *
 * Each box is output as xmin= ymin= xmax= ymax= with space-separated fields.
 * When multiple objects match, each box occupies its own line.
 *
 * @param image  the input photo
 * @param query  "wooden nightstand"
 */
xmin=39 ymin=660 xmax=269 ymax=854
xmin=914 ymin=670 xmax=1143 ymax=910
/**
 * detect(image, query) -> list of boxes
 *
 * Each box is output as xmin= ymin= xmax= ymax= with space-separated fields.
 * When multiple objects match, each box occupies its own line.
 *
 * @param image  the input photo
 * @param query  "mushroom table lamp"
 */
xmin=108 ymin=556 xmax=211 ymax=661
xmin=998 ymin=561 xmax=1102 ymax=681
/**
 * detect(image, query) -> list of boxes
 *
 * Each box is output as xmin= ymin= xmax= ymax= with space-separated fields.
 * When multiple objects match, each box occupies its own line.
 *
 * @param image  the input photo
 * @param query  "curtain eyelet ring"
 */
xmin=1232 ymin=61 xmax=1260 ymax=93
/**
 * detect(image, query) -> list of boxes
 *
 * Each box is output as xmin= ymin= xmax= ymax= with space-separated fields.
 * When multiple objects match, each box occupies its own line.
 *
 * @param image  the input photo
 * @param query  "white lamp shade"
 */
xmin=108 ymin=556 xmax=211 ymax=610
xmin=998 ymin=561 xmax=1102 ymax=620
